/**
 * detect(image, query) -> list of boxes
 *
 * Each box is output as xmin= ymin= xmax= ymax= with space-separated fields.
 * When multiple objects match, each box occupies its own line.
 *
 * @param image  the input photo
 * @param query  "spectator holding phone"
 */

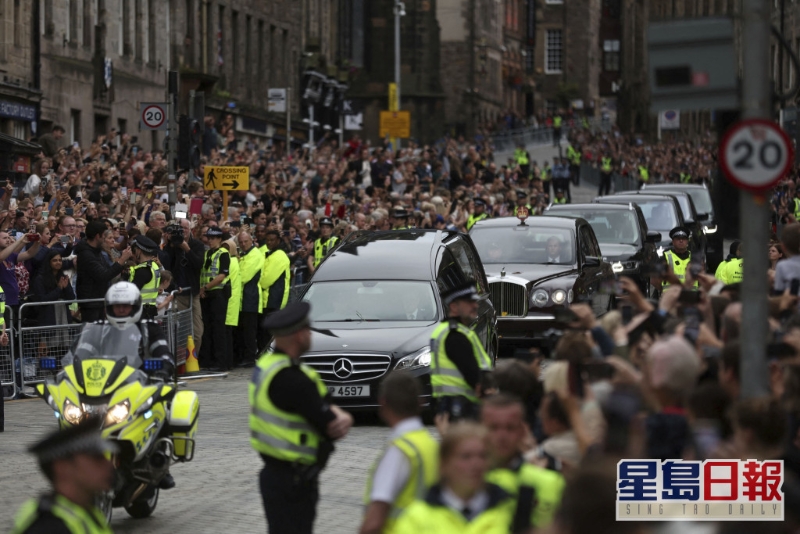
xmin=774 ymin=223 xmax=800 ymax=294
xmin=30 ymin=249 xmax=76 ymax=327
xmin=75 ymin=220 xmax=132 ymax=322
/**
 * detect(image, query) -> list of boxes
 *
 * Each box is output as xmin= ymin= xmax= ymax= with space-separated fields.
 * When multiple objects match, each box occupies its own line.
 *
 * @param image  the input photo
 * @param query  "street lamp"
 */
xmin=394 ymin=1 xmax=405 ymax=150
xmin=301 ymin=70 xmax=326 ymax=159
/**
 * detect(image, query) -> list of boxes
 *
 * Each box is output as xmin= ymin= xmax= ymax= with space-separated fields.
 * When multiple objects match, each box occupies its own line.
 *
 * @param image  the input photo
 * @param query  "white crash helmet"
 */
xmin=105 ymin=281 xmax=142 ymax=330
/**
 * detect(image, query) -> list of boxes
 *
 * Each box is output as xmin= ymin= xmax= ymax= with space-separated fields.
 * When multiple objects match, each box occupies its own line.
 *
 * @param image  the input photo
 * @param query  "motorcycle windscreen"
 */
xmin=62 ymin=323 xmax=145 ymax=370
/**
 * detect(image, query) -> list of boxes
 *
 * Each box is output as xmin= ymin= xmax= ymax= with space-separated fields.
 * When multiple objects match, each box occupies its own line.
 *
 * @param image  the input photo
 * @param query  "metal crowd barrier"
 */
xmin=491 ymin=117 xmax=613 ymax=153
xmin=1 ymin=307 xmax=16 ymax=400
xmin=15 ymin=294 xmax=194 ymax=395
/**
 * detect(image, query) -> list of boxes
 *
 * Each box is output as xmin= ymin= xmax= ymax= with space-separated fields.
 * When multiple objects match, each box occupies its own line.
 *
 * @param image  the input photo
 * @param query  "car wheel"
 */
xmin=125 ymin=486 xmax=159 ymax=519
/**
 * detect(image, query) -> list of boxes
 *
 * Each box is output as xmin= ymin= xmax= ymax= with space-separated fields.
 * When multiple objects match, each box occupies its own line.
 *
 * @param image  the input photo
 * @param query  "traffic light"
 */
xmin=178 ymin=115 xmax=201 ymax=171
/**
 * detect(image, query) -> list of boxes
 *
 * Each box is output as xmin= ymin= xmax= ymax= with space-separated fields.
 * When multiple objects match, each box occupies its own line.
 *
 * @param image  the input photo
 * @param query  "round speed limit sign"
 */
xmin=140 ymin=103 xmax=166 ymax=130
xmin=719 ymin=118 xmax=794 ymax=193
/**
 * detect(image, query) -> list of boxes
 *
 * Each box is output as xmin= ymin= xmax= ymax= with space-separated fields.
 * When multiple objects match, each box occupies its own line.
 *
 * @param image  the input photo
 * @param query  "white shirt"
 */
xmin=440 ymin=486 xmax=490 ymax=520
xmin=548 ymin=256 xmax=561 ymax=263
xmin=368 ymin=417 xmax=425 ymax=503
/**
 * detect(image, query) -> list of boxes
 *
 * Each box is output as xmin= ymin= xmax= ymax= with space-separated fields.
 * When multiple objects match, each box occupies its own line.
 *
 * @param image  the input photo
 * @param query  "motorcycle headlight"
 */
xmin=395 ymin=347 xmax=432 ymax=371
xmin=106 ymin=401 xmax=130 ymax=426
xmin=552 ymin=289 xmax=567 ymax=305
xmin=532 ymin=289 xmax=549 ymax=307
xmin=63 ymin=398 xmax=83 ymax=425
xmin=703 ymin=225 xmax=718 ymax=234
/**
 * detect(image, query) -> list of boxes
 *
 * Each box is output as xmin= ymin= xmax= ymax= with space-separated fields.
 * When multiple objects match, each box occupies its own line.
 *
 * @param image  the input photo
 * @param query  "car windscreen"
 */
xmin=548 ymin=210 xmax=640 ymax=245
xmin=672 ymin=195 xmax=691 ymax=219
xmin=633 ymin=201 xmax=679 ymax=232
xmin=471 ymin=226 xmax=576 ymax=265
xmin=303 ymin=280 xmax=438 ymax=322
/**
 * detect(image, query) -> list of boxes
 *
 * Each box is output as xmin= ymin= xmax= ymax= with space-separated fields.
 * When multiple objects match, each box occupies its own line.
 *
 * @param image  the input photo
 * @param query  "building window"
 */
xmin=135 ymin=0 xmax=143 ymax=59
xmin=13 ymin=0 xmax=21 ymax=47
xmin=603 ymin=39 xmax=620 ymax=71
xmin=70 ymin=109 xmax=81 ymax=145
xmin=258 ymin=20 xmax=265 ymax=87
xmin=148 ymin=0 xmax=156 ymax=63
xmin=546 ymin=0 xmax=564 ymax=5
xmin=232 ymin=10 xmax=239 ymax=75
xmin=122 ymin=0 xmax=131 ymax=55
xmin=545 ymin=29 xmax=563 ymax=73
xmin=282 ymin=29 xmax=288 ymax=86
xmin=245 ymin=15 xmax=252 ymax=78
xmin=269 ymin=25 xmax=276 ymax=88
xmin=83 ymin=0 xmax=92 ymax=47
xmin=117 ymin=118 xmax=127 ymax=135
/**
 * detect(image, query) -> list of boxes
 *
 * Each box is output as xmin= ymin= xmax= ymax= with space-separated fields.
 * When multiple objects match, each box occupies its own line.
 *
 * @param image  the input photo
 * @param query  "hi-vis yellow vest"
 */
xmin=363 ymin=428 xmax=440 ymax=533
xmin=129 ymin=260 xmax=161 ymax=305
xmin=12 ymin=494 xmax=113 ymax=534
xmin=486 ymin=461 xmax=566 ymax=528
xmin=248 ymin=352 xmax=328 ymax=464
xmin=466 ymin=213 xmax=488 ymax=231
xmin=200 ymin=247 xmax=230 ymax=289
xmin=430 ymin=320 xmax=492 ymax=402
xmin=601 ymin=157 xmax=612 ymax=173
xmin=314 ymin=236 xmax=340 ymax=268
xmin=663 ymin=249 xmax=698 ymax=288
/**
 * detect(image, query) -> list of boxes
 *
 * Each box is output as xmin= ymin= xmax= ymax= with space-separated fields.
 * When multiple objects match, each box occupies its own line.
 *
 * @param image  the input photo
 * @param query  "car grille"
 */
xmin=489 ymin=281 xmax=527 ymax=317
xmin=300 ymin=353 xmax=393 ymax=383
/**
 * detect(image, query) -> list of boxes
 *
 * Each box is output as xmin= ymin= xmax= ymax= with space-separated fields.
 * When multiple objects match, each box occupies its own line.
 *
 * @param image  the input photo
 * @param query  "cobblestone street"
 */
xmin=0 ymin=369 xmax=392 ymax=533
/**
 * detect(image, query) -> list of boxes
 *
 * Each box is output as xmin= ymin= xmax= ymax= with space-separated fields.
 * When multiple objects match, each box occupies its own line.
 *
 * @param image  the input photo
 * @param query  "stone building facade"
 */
xmin=502 ymin=0 xmax=535 ymax=119
xmin=345 ymin=0 xmax=445 ymax=144
xmin=0 ymin=0 xmax=40 ymax=140
xmin=438 ymin=0 xmax=504 ymax=136
xmin=532 ymin=0 xmax=601 ymax=115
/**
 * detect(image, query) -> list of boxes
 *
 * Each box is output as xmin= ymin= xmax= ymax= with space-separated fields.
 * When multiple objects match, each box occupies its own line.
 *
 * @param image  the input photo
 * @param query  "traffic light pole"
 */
xmin=739 ymin=0 xmax=772 ymax=399
xmin=167 ymin=71 xmax=178 ymax=205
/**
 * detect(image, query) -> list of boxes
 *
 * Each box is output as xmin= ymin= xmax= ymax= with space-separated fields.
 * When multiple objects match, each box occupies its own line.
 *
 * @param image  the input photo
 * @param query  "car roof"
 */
xmin=643 ymin=183 xmax=707 ymax=190
xmin=598 ymin=193 xmax=680 ymax=204
xmin=471 ymin=215 xmax=580 ymax=229
xmin=311 ymin=230 xmax=451 ymax=282
xmin=545 ymin=203 xmax=636 ymax=212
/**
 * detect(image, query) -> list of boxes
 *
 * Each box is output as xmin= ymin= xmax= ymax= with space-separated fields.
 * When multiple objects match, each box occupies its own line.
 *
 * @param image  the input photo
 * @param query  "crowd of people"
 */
xmin=7 ymin=114 xmax=800 ymax=534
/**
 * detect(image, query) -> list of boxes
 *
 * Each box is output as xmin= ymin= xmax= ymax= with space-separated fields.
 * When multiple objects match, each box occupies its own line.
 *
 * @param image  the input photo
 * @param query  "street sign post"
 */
xmin=379 ymin=111 xmax=411 ymax=139
xmin=204 ymin=166 xmax=250 ymax=227
xmin=140 ymin=102 xmax=168 ymax=131
xmin=719 ymin=118 xmax=794 ymax=193
xmin=268 ymin=88 xmax=287 ymax=113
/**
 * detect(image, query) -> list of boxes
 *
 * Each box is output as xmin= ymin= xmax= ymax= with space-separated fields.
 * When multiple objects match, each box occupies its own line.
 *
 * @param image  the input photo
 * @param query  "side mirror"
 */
xmin=698 ymin=212 xmax=710 ymax=221
xmin=646 ymin=231 xmax=662 ymax=243
xmin=684 ymin=218 xmax=695 ymax=226
xmin=584 ymin=256 xmax=601 ymax=267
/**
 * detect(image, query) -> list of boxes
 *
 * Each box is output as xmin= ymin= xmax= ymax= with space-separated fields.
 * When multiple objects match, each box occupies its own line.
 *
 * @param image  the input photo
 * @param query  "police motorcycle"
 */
xmin=34 ymin=286 xmax=199 ymax=521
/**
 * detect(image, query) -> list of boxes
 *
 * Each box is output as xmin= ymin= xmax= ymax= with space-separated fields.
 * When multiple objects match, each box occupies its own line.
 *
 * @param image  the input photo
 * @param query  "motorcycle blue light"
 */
xmin=143 ymin=359 xmax=164 ymax=371
xmin=143 ymin=410 xmax=153 ymax=420
xmin=41 ymin=358 xmax=57 ymax=370
xmin=54 ymin=411 xmax=60 ymax=419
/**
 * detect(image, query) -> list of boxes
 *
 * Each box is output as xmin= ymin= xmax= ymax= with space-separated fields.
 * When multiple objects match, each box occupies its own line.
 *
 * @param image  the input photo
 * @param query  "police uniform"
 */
xmin=250 ymin=302 xmax=338 ymax=534
xmin=514 ymin=146 xmax=530 ymax=178
xmin=199 ymin=227 xmax=232 ymax=370
xmin=312 ymin=217 xmax=340 ymax=268
xmin=662 ymin=227 xmax=698 ymax=289
xmin=392 ymin=483 xmax=517 ymax=534
xmin=599 ymin=155 xmax=613 ymax=196
xmin=715 ymin=241 xmax=743 ymax=285
xmin=466 ymin=199 xmax=489 ymax=231
xmin=128 ymin=236 xmax=162 ymax=320
xmin=430 ymin=282 xmax=493 ymax=421
xmin=552 ymin=115 xmax=563 ymax=146
xmin=567 ymin=144 xmax=581 ymax=185
xmin=363 ymin=416 xmax=439 ymax=533
xmin=485 ymin=455 xmax=566 ymax=530
xmin=11 ymin=422 xmax=116 ymax=534
xmin=391 ymin=208 xmax=412 ymax=230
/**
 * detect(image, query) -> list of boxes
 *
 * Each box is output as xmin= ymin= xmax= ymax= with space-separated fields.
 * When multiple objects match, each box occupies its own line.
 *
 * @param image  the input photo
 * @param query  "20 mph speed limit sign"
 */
xmin=720 ymin=118 xmax=794 ymax=192
xmin=139 ymin=102 xmax=168 ymax=131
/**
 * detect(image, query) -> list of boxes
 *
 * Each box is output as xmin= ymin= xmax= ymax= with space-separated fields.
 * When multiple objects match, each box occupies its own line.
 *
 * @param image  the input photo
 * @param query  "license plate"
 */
xmin=327 ymin=385 xmax=370 ymax=397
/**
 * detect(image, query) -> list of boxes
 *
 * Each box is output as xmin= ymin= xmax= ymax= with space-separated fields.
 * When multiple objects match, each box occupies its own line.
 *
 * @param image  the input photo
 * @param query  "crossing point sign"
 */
xmin=379 ymin=111 xmax=411 ymax=139
xmin=719 ymin=119 xmax=794 ymax=193
xmin=204 ymin=166 xmax=250 ymax=191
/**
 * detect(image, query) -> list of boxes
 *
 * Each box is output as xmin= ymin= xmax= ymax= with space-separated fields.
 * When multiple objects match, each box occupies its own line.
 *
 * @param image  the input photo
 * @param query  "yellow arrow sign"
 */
xmin=204 ymin=166 xmax=249 ymax=191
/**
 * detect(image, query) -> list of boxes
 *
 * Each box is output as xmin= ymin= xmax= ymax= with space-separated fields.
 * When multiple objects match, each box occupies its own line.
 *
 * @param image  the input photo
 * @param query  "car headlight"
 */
xmin=567 ymin=289 xmax=574 ymax=303
xmin=63 ymin=398 xmax=83 ymax=425
xmin=611 ymin=262 xmax=624 ymax=273
xmin=532 ymin=289 xmax=549 ymax=307
xmin=552 ymin=289 xmax=567 ymax=305
xmin=703 ymin=225 xmax=718 ymax=234
xmin=106 ymin=401 xmax=130 ymax=426
xmin=395 ymin=347 xmax=432 ymax=371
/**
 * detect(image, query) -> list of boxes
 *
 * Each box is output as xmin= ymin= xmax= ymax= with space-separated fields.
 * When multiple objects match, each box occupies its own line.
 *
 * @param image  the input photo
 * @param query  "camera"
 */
xmin=165 ymin=223 xmax=184 ymax=246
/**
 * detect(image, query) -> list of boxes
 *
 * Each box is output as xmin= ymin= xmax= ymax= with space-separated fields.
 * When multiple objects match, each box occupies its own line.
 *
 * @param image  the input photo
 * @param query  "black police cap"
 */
xmin=474 ymin=198 xmax=486 ymax=207
xmin=669 ymin=227 xmax=690 ymax=240
xmin=131 ymin=235 xmax=159 ymax=254
xmin=442 ymin=280 xmax=481 ymax=306
xmin=262 ymin=301 xmax=312 ymax=337
xmin=29 ymin=419 xmax=117 ymax=465
xmin=205 ymin=227 xmax=225 ymax=238
xmin=319 ymin=217 xmax=334 ymax=227
xmin=392 ymin=208 xmax=410 ymax=218
xmin=516 ymin=190 xmax=528 ymax=199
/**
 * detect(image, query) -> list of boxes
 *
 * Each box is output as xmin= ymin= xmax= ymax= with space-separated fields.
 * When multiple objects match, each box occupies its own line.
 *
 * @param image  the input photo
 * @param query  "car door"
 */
xmin=637 ymin=207 xmax=658 ymax=268
xmin=448 ymin=238 xmax=494 ymax=351
xmin=577 ymin=224 xmax=605 ymax=313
